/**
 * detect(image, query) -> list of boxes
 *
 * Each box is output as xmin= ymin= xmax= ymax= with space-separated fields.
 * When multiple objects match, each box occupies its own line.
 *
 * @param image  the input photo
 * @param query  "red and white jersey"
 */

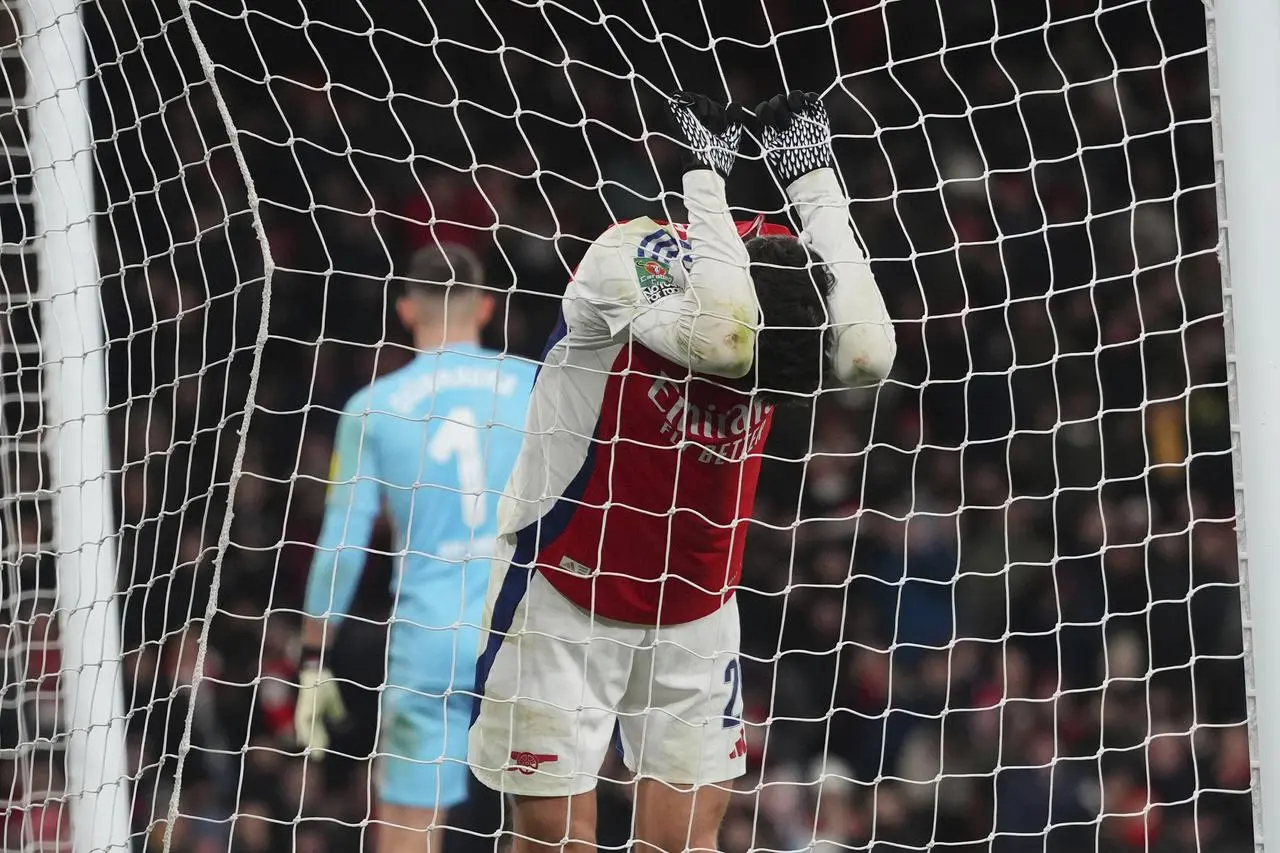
xmin=497 ymin=170 xmax=897 ymax=626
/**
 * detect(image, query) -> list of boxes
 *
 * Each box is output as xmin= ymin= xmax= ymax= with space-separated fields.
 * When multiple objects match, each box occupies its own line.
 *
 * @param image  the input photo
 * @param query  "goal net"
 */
xmin=0 ymin=1 xmax=1253 ymax=852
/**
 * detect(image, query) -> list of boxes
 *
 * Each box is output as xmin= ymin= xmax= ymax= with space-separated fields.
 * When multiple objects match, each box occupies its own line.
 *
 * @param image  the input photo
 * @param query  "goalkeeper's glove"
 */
xmin=667 ymin=91 xmax=748 ymax=178
xmin=294 ymin=647 xmax=347 ymax=760
xmin=754 ymin=90 xmax=834 ymax=185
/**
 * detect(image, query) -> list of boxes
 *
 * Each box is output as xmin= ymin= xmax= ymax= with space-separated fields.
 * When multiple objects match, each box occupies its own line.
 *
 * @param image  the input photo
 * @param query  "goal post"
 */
xmin=16 ymin=0 xmax=132 ymax=851
xmin=1208 ymin=0 xmax=1280 ymax=843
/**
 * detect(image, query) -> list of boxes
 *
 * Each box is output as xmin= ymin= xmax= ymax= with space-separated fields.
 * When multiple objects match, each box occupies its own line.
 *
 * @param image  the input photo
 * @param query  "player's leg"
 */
xmin=632 ymin=781 xmax=731 ymax=853
xmin=616 ymin=599 xmax=745 ymax=853
xmin=377 ymin=803 xmax=444 ymax=853
xmin=376 ymin=686 xmax=473 ymax=853
xmin=470 ymin=565 xmax=639 ymax=851
xmin=509 ymin=792 xmax=597 ymax=853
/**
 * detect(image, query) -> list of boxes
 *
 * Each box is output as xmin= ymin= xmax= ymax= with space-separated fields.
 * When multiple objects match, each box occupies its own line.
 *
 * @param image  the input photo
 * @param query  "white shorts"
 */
xmin=468 ymin=548 xmax=746 ymax=797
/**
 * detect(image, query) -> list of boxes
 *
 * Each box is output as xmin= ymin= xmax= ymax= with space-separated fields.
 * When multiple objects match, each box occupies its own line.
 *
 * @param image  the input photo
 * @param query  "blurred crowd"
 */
xmin=0 ymin=1 xmax=1250 ymax=853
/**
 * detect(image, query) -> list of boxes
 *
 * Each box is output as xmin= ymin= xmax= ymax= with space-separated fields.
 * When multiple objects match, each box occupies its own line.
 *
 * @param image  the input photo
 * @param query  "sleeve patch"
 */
xmin=634 ymin=257 xmax=683 ymax=304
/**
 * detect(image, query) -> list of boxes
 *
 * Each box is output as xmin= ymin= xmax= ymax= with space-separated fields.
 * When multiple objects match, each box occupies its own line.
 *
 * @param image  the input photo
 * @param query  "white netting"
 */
xmin=0 ymin=1 xmax=1253 ymax=852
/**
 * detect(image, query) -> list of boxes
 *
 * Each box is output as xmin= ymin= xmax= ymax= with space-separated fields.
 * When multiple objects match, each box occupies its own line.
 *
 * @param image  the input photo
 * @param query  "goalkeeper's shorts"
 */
xmin=375 ymin=683 xmax=473 ymax=810
xmin=468 ymin=544 xmax=747 ymax=798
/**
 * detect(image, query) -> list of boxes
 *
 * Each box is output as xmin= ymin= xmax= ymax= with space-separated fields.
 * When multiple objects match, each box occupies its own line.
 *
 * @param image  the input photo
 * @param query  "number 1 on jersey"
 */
xmin=428 ymin=407 xmax=486 ymax=528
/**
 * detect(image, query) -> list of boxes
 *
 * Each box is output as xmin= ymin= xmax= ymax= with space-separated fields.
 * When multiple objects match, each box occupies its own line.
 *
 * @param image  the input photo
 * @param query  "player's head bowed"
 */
xmin=743 ymin=234 xmax=833 ymax=407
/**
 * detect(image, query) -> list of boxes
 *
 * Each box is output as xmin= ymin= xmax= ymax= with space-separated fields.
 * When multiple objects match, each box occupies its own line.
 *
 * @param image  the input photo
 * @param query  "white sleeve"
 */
xmin=787 ymin=168 xmax=896 ymax=386
xmin=565 ymin=171 xmax=758 ymax=379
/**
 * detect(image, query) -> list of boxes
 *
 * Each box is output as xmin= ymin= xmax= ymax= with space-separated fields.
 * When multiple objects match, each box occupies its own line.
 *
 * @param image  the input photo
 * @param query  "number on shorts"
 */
xmin=723 ymin=658 xmax=742 ymax=728
xmin=428 ymin=407 xmax=486 ymax=528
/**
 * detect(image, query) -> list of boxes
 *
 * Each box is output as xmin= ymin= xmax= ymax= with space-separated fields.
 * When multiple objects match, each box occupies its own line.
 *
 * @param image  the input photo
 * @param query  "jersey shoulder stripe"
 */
xmin=636 ymin=227 xmax=690 ymax=268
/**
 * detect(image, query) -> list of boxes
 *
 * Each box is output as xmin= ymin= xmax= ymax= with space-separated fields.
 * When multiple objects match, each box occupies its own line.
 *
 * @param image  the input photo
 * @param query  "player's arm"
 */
xmin=630 ymin=169 xmax=757 ymax=378
xmin=789 ymin=169 xmax=895 ymax=385
xmin=757 ymin=91 xmax=897 ymax=386
xmin=303 ymin=391 xmax=382 ymax=642
xmin=295 ymin=390 xmax=381 ymax=756
xmin=569 ymin=93 xmax=756 ymax=379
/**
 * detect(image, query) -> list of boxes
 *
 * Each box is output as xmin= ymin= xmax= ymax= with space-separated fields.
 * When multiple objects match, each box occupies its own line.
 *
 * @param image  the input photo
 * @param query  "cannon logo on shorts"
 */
xmin=508 ymin=751 xmax=559 ymax=775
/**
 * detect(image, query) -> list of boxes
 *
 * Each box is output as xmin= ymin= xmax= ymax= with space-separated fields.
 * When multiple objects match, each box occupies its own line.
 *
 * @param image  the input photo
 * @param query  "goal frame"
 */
xmin=17 ymin=0 xmax=131 ymax=851
xmin=1209 ymin=0 xmax=1280 ymax=846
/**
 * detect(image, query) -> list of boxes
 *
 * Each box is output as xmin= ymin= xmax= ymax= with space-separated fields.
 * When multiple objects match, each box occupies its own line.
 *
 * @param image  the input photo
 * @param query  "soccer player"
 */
xmin=297 ymin=243 xmax=535 ymax=853
xmin=468 ymin=90 xmax=896 ymax=853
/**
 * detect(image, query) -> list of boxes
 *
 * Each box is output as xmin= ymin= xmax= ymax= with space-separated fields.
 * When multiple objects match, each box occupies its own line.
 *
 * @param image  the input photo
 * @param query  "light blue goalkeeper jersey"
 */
xmin=304 ymin=343 xmax=535 ymax=693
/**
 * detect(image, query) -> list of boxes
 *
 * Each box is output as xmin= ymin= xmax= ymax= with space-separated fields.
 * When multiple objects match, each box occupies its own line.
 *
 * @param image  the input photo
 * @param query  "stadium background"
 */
xmin=0 ymin=1 xmax=1248 ymax=852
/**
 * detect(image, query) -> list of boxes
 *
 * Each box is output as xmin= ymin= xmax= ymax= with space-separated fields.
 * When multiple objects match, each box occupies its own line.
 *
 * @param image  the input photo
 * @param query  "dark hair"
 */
xmin=744 ymin=234 xmax=831 ymax=407
xmin=397 ymin=242 xmax=486 ymax=298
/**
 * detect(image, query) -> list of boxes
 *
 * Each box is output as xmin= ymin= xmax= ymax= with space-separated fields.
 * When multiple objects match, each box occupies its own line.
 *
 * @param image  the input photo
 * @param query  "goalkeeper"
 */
xmin=297 ymin=243 xmax=535 ymax=853
xmin=468 ymin=91 xmax=896 ymax=853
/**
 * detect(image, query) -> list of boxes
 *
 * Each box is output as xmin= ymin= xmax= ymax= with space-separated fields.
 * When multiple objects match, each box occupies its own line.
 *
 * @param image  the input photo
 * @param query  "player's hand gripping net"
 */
xmin=754 ymin=90 xmax=835 ymax=185
xmin=667 ymin=92 xmax=748 ymax=178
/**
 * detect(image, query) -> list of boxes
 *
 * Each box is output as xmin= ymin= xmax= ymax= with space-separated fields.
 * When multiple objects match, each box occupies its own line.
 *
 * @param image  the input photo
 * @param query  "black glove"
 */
xmin=755 ymin=90 xmax=834 ymax=185
xmin=668 ymin=92 xmax=746 ymax=178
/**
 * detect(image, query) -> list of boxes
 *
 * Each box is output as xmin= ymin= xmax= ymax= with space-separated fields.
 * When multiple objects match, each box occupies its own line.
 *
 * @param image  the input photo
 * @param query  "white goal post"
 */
xmin=0 ymin=2 xmax=1274 ymax=853
xmin=1208 ymin=0 xmax=1280 ymax=844
xmin=6 ymin=0 xmax=130 ymax=851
